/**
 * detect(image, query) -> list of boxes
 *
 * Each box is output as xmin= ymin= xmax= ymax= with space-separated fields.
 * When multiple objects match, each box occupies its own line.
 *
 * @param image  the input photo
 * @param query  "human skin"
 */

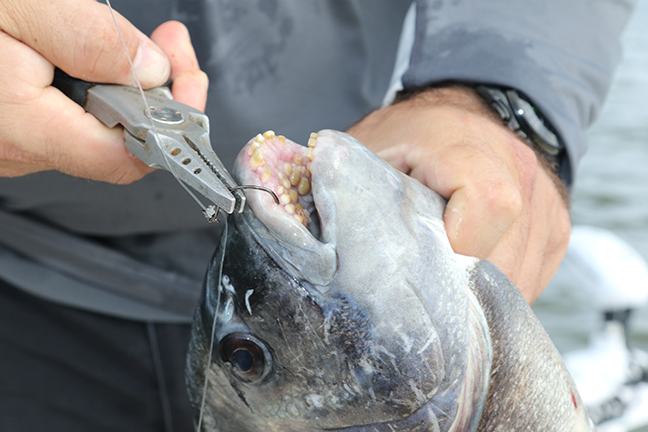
xmin=0 ymin=0 xmax=569 ymax=303
xmin=0 ymin=0 xmax=208 ymax=183
xmin=348 ymin=86 xmax=571 ymax=303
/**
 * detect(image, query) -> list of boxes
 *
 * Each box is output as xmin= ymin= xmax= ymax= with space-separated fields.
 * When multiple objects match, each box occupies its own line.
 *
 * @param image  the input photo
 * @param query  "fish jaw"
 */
xmin=188 ymin=130 xmax=493 ymax=431
xmin=232 ymin=131 xmax=337 ymax=288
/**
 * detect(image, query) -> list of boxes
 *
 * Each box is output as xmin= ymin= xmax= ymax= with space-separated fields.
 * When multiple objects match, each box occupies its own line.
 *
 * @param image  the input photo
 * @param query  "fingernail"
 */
xmin=131 ymin=39 xmax=170 ymax=87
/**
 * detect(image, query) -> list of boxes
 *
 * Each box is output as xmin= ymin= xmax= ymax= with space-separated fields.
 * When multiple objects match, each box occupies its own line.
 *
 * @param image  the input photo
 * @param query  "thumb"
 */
xmin=0 ymin=0 xmax=169 ymax=87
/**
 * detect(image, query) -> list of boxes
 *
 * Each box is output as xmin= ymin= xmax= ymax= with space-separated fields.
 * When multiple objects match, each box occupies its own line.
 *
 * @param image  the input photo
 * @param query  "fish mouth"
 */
xmin=232 ymin=130 xmax=338 ymax=287
xmin=229 ymin=131 xmax=491 ymax=430
xmin=235 ymin=130 xmax=321 ymax=238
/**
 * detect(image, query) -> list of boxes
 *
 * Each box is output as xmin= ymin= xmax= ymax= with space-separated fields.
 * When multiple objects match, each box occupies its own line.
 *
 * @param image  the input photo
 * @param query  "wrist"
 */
xmin=393 ymin=83 xmax=570 ymax=206
xmin=397 ymin=83 xmax=567 ymax=175
xmin=393 ymin=84 xmax=496 ymax=119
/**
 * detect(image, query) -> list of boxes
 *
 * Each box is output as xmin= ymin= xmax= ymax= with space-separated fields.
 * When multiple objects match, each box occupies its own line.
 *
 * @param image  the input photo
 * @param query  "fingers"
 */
xmin=348 ymin=86 xmax=571 ymax=303
xmin=0 ymin=0 xmax=208 ymax=184
xmin=407 ymin=133 xmax=526 ymax=260
xmin=151 ymin=21 xmax=209 ymax=112
xmin=412 ymin=123 xmax=566 ymax=302
xmin=351 ymin=100 xmax=527 ymax=261
xmin=0 ymin=0 xmax=169 ymax=87
xmin=0 ymin=0 xmax=179 ymax=183
xmin=0 ymin=29 xmax=152 ymax=182
xmin=488 ymin=166 xmax=571 ymax=303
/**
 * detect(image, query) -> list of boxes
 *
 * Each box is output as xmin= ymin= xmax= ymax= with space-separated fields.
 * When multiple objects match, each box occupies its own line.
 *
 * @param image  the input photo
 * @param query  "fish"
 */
xmin=186 ymin=129 xmax=595 ymax=431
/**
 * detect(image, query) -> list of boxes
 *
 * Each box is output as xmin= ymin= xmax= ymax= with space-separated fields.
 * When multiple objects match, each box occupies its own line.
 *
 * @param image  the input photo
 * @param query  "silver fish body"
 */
xmin=187 ymin=130 xmax=594 ymax=431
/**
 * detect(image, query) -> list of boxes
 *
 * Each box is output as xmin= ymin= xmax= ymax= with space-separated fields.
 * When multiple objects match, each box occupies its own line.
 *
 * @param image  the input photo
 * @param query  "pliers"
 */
xmin=52 ymin=68 xmax=246 ymax=220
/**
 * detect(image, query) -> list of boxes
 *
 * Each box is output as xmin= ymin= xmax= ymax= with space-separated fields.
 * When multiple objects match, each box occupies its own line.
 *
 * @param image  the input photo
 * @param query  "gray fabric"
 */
xmin=0 ymin=209 xmax=201 ymax=322
xmin=404 ymin=0 xmax=638 ymax=185
xmin=0 ymin=0 xmax=635 ymax=320
xmin=0 ymin=0 xmax=409 ymax=320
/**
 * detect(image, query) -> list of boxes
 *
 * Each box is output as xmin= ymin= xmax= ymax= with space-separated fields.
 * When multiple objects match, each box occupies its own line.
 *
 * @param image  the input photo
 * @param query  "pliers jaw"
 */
xmin=53 ymin=68 xmax=246 ymax=217
xmin=125 ymin=126 xmax=246 ymax=215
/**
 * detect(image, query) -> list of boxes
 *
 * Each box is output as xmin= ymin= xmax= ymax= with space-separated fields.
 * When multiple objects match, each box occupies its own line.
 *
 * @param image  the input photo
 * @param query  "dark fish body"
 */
xmin=187 ymin=130 xmax=594 ymax=431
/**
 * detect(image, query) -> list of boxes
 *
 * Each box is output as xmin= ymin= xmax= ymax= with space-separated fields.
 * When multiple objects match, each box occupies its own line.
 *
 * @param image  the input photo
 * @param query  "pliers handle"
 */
xmin=52 ymin=68 xmax=246 ymax=216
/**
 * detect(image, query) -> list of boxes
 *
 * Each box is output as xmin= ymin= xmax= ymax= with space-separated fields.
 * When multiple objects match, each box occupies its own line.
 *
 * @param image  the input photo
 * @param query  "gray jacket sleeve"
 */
xmin=402 ymin=0 xmax=637 ymax=185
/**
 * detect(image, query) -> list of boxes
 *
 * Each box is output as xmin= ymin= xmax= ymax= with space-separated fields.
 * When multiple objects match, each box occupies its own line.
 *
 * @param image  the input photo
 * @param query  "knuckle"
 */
xmin=77 ymin=14 xmax=134 ymax=80
xmin=0 ymin=0 xmax=32 ymax=38
xmin=194 ymin=69 xmax=209 ymax=86
xmin=481 ymin=179 xmax=523 ymax=221
xmin=176 ymin=68 xmax=209 ymax=89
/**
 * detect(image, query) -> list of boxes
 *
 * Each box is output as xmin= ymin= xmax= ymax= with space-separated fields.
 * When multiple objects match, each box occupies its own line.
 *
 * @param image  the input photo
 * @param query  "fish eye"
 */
xmin=219 ymin=333 xmax=273 ymax=383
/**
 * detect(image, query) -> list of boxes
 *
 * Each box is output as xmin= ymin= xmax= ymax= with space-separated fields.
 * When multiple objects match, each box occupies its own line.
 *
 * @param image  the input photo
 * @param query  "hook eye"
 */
xmin=219 ymin=333 xmax=273 ymax=383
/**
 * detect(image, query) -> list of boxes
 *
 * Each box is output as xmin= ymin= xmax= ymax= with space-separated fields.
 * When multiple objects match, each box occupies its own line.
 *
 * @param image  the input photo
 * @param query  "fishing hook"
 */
xmin=231 ymin=185 xmax=280 ymax=205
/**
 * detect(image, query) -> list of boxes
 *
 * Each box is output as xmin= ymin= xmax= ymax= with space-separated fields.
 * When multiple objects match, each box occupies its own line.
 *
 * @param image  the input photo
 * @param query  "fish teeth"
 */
xmin=281 ymin=177 xmax=291 ymax=190
xmin=247 ymin=131 xmax=316 ymax=228
xmin=259 ymin=164 xmax=271 ymax=183
xmin=307 ymin=132 xmax=318 ymax=161
xmin=290 ymin=170 xmax=301 ymax=186
xmin=251 ymin=148 xmax=264 ymax=170
xmin=247 ymin=141 xmax=260 ymax=156
xmin=280 ymin=194 xmax=291 ymax=205
xmin=298 ymin=178 xmax=310 ymax=195
xmin=307 ymin=132 xmax=318 ymax=147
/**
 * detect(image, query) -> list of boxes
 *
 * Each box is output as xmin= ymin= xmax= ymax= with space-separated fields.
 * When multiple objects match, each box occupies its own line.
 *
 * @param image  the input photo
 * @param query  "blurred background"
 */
xmin=534 ymin=0 xmax=648 ymax=361
xmin=532 ymin=1 xmax=648 ymax=430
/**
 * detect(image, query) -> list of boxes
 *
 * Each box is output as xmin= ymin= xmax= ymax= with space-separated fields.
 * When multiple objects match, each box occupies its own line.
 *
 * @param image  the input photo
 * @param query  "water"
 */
xmin=533 ymin=0 xmax=648 ymax=354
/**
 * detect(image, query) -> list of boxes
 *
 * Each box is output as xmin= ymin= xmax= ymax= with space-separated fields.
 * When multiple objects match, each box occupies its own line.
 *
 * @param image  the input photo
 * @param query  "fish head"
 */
xmin=187 ymin=130 xmax=492 ymax=431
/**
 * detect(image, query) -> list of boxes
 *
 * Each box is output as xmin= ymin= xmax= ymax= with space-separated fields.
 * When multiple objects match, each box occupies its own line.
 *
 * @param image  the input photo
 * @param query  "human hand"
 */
xmin=0 ymin=0 xmax=208 ymax=184
xmin=347 ymin=85 xmax=570 ymax=303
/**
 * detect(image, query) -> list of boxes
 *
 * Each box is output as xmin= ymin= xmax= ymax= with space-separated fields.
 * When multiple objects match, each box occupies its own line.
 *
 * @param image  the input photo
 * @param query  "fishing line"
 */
xmin=105 ymin=0 xmax=211 ymax=217
xmin=196 ymin=220 xmax=228 ymax=432
xmin=197 ymin=286 xmax=221 ymax=432
xmin=103 ymin=5 xmax=279 ymax=424
xmin=104 ymin=3 xmax=238 ymax=429
xmin=105 ymin=1 xmax=224 ymax=427
xmin=107 ymin=0 xmax=288 ymax=223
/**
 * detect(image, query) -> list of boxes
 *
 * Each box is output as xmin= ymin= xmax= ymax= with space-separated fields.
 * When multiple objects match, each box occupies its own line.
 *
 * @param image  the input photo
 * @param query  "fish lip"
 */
xmin=232 ymin=131 xmax=338 ymax=288
xmin=233 ymin=132 xmax=324 ymax=242
xmin=218 ymin=132 xmax=494 ymax=431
